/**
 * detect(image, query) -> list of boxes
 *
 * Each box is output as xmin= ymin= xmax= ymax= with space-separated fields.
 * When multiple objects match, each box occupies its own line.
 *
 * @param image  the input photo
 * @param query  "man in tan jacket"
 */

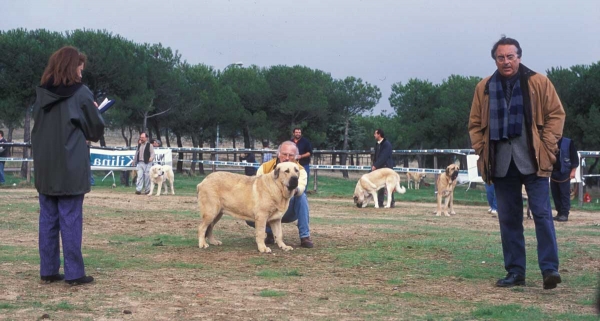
xmin=468 ymin=36 xmax=565 ymax=290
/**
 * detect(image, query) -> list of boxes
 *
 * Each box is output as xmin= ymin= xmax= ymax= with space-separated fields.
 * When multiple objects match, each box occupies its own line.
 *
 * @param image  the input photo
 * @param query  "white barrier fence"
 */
xmin=1 ymin=143 xmax=599 ymax=206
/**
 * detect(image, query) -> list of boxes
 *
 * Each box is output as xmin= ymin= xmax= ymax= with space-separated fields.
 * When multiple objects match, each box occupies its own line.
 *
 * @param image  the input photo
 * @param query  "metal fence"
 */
xmin=2 ymin=142 xmax=600 ymax=206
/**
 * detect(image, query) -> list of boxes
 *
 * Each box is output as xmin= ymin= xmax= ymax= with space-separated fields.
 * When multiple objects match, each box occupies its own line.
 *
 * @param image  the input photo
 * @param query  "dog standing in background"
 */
xmin=148 ymin=164 xmax=175 ymax=196
xmin=406 ymin=172 xmax=426 ymax=190
xmin=436 ymin=164 xmax=459 ymax=216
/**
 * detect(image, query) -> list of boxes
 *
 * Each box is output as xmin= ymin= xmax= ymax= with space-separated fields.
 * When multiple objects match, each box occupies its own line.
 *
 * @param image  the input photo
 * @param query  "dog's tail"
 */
xmin=395 ymin=183 xmax=406 ymax=194
xmin=395 ymin=173 xmax=406 ymax=194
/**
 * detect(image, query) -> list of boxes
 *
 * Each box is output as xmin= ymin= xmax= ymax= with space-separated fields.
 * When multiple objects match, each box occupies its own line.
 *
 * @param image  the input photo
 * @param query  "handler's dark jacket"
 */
xmin=373 ymin=138 xmax=394 ymax=169
xmin=32 ymin=81 xmax=105 ymax=195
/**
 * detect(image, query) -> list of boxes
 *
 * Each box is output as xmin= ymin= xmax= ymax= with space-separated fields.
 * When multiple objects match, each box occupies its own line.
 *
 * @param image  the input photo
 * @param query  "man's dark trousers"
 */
xmin=551 ymin=177 xmax=571 ymax=217
xmin=493 ymin=161 xmax=559 ymax=277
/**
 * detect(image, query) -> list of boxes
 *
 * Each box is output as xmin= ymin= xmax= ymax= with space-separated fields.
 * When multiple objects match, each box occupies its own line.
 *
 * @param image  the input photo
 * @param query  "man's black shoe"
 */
xmin=542 ymin=270 xmax=562 ymax=290
xmin=496 ymin=273 xmax=525 ymax=287
xmin=265 ymin=233 xmax=274 ymax=245
xmin=135 ymin=191 xmax=141 ymax=195
xmin=41 ymin=274 xmax=64 ymax=284
xmin=554 ymin=215 xmax=568 ymax=222
xmin=66 ymin=275 xmax=94 ymax=286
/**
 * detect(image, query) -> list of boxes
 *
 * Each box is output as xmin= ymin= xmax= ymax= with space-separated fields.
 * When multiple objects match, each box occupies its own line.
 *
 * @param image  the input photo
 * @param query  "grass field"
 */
xmin=0 ymin=171 xmax=599 ymax=320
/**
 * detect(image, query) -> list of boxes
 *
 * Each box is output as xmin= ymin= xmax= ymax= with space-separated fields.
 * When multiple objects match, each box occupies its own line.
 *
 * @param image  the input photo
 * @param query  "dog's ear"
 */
xmin=446 ymin=167 xmax=450 ymax=176
xmin=274 ymin=166 xmax=280 ymax=179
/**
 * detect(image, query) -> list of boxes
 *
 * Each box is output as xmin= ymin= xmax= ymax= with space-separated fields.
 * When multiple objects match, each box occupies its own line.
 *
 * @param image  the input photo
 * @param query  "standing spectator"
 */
xmin=133 ymin=133 xmax=155 ymax=195
xmin=32 ymin=46 xmax=104 ymax=285
xmin=468 ymin=36 xmax=565 ymax=290
xmin=551 ymin=137 xmax=579 ymax=222
xmin=292 ymin=128 xmax=313 ymax=186
xmin=0 ymin=130 xmax=7 ymax=185
xmin=372 ymin=128 xmax=395 ymax=208
xmin=485 ymin=183 xmax=498 ymax=214
xmin=262 ymin=140 xmax=273 ymax=163
xmin=239 ymin=152 xmax=258 ymax=176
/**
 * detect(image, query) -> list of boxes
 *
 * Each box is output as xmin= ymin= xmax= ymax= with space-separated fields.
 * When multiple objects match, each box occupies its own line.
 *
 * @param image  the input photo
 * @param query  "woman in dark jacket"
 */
xmin=32 ymin=46 xmax=105 ymax=285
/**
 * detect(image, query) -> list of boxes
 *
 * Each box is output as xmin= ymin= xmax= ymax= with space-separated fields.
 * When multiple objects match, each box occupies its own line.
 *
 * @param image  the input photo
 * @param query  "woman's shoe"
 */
xmin=40 ymin=274 xmax=64 ymax=284
xmin=66 ymin=275 xmax=94 ymax=286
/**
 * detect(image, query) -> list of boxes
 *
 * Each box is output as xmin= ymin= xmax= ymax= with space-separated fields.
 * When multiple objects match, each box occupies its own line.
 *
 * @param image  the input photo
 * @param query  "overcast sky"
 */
xmin=2 ymin=0 xmax=599 ymax=114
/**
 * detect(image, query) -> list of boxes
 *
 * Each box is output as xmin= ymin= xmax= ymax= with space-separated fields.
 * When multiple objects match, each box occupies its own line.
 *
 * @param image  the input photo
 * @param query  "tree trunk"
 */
xmin=121 ymin=126 xmax=129 ymax=146
xmin=152 ymin=120 xmax=161 ymax=142
xmin=191 ymin=136 xmax=198 ymax=175
xmin=176 ymin=132 xmax=184 ymax=173
xmin=20 ymin=104 xmax=31 ymax=179
xmin=7 ymin=126 xmax=14 ymax=142
xmin=232 ymin=136 xmax=236 ymax=163
xmin=340 ymin=117 xmax=350 ymax=179
xmin=198 ymin=134 xmax=205 ymax=175
xmin=243 ymin=125 xmax=251 ymax=148
xmin=164 ymin=128 xmax=170 ymax=147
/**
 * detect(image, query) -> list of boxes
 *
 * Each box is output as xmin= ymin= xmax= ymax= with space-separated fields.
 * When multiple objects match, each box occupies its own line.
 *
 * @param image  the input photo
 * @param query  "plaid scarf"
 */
xmin=489 ymin=71 xmax=524 ymax=141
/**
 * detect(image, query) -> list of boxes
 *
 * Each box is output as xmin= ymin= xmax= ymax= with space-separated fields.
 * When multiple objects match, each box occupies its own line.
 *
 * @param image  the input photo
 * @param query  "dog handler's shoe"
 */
xmin=41 ymin=274 xmax=64 ymax=284
xmin=265 ymin=233 xmax=275 ymax=245
xmin=542 ymin=270 xmax=562 ymax=290
xmin=66 ymin=275 xmax=94 ymax=286
xmin=496 ymin=273 xmax=525 ymax=287
xmin=300 ymin=237 xmax=314 ymax=248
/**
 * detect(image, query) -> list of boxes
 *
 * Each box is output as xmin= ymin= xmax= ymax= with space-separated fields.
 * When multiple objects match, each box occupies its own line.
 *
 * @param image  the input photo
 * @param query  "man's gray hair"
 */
xmin=277 ymin=141 xmax=298 ymax=156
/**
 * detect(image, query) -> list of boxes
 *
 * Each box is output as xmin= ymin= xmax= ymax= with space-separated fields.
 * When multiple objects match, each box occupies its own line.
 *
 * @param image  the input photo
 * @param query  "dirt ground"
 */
xmin=1 ymin=188 xmax=599 ymax=320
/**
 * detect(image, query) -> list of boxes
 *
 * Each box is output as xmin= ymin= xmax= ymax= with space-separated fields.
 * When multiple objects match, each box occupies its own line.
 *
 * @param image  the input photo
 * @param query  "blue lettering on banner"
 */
xmin=91 ymin=154 xmax=135 ymax=167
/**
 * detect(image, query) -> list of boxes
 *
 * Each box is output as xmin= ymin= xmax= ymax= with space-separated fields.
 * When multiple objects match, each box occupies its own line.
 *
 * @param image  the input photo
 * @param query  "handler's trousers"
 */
xmin=493 ymin=161 xmax=559 ymax=277
xmin=39 ymin=194 xmax=86 ymax=280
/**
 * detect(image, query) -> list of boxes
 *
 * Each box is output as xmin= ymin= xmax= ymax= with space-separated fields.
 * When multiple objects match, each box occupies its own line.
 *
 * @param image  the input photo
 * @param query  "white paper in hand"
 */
xmin=98 ymin=98 xmax=115 ymax=114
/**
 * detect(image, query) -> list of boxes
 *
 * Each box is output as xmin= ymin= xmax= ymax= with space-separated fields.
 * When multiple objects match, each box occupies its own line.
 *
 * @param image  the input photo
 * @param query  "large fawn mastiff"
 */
xmin=196 ymin=162 xmax=299 ymax=253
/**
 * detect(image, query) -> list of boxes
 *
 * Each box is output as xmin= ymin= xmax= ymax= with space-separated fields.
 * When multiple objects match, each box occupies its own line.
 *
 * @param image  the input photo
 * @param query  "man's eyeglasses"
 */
xmin=280 ymin=152 xmax=296 ymax=158
xmin=495 ymin=54 xmax=518 ymax=63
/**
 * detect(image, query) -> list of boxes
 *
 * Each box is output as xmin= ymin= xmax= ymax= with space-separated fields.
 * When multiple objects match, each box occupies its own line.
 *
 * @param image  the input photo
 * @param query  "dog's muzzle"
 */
xmin=287 ymin=176 xmax=299 ymax=191
xmin=450 ymin=171 xmax=458 ymax=181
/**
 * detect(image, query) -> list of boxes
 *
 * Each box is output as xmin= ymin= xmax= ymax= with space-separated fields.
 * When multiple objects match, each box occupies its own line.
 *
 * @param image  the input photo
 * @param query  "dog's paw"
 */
xmin=435 ymin=212 xmax=441 ymax=216
xmin=450 ymin=211 xmax=456 ymax=215
xmin=258 ymin=246 xmax=272 ymax=253
xmin=444 ymin=212 xmax=451 ymax=217
xmin=208 ymin=239 xmax=222 ymax=246
xmin=198 ymin=242 xmax=209 ymax=249
xmin=280 ymin=245 xmax=294 ymax=251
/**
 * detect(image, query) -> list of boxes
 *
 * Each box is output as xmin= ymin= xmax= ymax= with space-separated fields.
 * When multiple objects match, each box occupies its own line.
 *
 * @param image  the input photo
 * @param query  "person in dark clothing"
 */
xmin=239 ymin=152 xmax=258 ymax=176
xmin=32 ymin=46 xmax=105 ymax=286
xmin=372 ymin=128 xmax=395 ymax=207
xmin=292 ymin=128 xmax=313 ymax=187
xmin=551 ymin=137 xmax=579 ymax=222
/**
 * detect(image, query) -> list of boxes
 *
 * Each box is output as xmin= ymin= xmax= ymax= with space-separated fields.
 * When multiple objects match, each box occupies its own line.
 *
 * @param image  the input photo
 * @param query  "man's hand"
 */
xmin=371 ymin=166 xmax=376 ymax=171
xmin=295 ymin=154 xmax=301 ymax=160
xmin=94 ymin=101 xmax=99 ymax=108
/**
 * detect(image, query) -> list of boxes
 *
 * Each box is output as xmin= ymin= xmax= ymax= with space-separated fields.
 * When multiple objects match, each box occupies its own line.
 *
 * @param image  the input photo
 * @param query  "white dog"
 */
xmin=353 ymin=168 xmax=406 ymax=208
xmin=148 ymin=164 xmax=175 ymax=196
